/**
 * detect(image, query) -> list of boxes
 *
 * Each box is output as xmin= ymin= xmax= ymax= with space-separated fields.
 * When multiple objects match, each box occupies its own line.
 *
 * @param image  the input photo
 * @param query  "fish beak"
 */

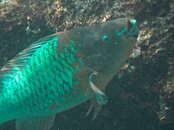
xmin=132 ymin=34 xmax=139 ymax=38
xmin=127 ymin=18 xmax=139 ymax=38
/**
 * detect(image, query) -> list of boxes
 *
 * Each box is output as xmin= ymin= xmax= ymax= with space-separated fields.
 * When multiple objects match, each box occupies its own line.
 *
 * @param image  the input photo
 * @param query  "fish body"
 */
xmin=0 ymin=18 xmax=139 ymax=130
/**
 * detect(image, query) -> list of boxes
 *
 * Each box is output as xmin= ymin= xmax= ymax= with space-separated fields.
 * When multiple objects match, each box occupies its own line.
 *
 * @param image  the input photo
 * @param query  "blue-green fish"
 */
xmin=0 ymin=18 xmax=139 ymax=130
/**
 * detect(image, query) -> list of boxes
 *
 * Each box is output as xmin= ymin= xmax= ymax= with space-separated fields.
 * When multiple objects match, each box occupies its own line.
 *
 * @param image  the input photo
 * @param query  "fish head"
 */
xmin=83 ymin=18 xmax=139 ymax=74
xmin=99 ymin=18 xmax=139 ymax=44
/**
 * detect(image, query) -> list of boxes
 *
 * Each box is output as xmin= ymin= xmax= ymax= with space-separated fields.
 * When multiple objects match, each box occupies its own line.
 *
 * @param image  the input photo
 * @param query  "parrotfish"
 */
xmin=0 ymin=18 xmax=139 ymax=130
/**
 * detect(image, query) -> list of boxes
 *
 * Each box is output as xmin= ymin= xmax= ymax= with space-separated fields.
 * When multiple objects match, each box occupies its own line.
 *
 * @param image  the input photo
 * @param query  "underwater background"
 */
xmin=0 ymin=0 xmax=173 ymax=130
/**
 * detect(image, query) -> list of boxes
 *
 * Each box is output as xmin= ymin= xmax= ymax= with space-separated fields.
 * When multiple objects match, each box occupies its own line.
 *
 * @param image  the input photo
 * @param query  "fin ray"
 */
xmin=86 ymin=71 xmax=108 ymax=120
xmin=16 ymin=115 xmax=56 ymax=130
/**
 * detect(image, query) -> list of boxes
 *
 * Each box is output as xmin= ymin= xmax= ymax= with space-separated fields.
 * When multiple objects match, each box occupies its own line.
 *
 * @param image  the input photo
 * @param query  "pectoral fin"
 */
xmin=85 ymin=97 xmax=105 ymax=120
xmin=86 ymin=72 xmax=108 ymax=120
xmin=89 ymin=71 xmax=108 ymax=105
xmin=16 ymin=114 xmax=56 ymax=130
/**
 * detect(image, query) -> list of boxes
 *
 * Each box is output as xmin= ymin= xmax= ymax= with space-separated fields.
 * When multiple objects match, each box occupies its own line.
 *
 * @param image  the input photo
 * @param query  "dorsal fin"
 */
xmin=35 ymin=32 xmax=59 ymax=43
xmin=0 ymin=33 xmax=59 ymax=87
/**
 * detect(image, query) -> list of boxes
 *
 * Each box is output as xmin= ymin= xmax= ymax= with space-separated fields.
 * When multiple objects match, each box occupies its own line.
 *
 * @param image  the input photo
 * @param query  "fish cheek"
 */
xmin=123 ymin=36 xmax=137 ymax=46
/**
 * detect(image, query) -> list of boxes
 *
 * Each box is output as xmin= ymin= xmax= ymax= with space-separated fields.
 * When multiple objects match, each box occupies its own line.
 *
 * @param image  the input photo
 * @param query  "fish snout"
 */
xmin=128 ymin=19 xmax=139 ymax=38
xmin=131 ymin=33 xmax=139 ymax=38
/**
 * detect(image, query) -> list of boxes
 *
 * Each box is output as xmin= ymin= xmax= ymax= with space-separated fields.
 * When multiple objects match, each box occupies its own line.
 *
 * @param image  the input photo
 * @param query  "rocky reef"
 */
xmin=0 ymin=0 xmax=173 ymax=130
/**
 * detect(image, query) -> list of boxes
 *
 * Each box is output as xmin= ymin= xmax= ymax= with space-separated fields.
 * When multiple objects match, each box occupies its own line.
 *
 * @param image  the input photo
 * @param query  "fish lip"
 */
xmin=128 ymin=30 xmax=139 ymax=38
xmin=132 ymin=34 xmax=139 ymax=38
xmin=127 ymin=33 xmax=139 ymax=38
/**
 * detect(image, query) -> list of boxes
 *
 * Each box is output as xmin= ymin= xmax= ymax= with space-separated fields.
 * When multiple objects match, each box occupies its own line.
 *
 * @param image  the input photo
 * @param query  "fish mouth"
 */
xmin=127 ymin=31 xmax=139 ymax=38
xmin=127 ymin=18 xmax=139 ymax=38
xmin=132 ymin=34 xmax=139 ymax=38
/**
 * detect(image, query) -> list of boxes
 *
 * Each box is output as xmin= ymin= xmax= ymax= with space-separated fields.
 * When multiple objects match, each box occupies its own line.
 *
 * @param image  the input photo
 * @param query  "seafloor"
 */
xmin=0 ymin=0 xmax=174 ymax=130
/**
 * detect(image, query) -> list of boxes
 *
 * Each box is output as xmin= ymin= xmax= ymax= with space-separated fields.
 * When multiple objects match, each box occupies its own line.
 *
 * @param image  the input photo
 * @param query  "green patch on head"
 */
xmin=115 ymin=26 xmax=127 ymax=36
xmin=102 ymin=35 xmax=109 ymax=42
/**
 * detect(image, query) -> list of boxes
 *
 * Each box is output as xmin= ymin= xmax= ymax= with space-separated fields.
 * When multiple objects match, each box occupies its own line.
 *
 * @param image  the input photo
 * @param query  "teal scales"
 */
xmin=1 ymin=37 xmax=81 ymax=119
